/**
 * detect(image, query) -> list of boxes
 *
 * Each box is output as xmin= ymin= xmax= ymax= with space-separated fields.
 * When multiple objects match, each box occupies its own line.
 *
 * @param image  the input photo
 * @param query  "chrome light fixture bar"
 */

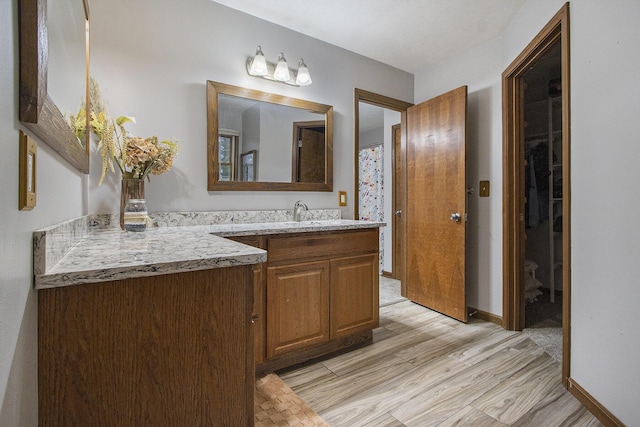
xmin=246 ymin=45 xmax=312 ymax=87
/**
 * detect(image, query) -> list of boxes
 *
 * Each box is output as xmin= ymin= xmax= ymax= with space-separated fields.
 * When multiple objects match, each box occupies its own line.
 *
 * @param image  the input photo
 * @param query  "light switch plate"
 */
xmin=338 ymin=191 xmax=347 ymax=206
xmin=479 ymin=180 xmax=490 ymax=197
xmin=19 ymin=131 xmax=37 ymax=210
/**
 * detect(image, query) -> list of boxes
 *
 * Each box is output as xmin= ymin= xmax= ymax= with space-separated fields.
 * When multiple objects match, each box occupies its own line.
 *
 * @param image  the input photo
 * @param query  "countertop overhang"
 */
xmin=34 ymin=220 xmax=383 ymax=289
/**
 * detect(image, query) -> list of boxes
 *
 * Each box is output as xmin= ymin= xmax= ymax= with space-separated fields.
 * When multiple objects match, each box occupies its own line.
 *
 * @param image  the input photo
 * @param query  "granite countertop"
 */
xmin=34 ymin=219 xmax=383 ymax=289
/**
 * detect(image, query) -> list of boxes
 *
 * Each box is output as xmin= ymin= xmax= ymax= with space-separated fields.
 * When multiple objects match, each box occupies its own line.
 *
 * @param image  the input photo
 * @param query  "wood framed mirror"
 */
xmin=19 ymin=0 xmax=90 ymax=173
xmin=207 ymin=81 xmax=333 ymax=191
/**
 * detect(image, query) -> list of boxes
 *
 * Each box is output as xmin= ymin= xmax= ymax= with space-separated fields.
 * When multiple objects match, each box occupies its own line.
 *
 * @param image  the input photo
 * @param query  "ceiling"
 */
xmin=212 ymin=0 xmax=525 ymax=74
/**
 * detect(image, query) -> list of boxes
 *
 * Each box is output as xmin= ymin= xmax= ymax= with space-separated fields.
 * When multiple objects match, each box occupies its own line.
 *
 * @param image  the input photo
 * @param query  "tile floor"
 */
xmin=279 ymin=300 xmax=603 ymax=426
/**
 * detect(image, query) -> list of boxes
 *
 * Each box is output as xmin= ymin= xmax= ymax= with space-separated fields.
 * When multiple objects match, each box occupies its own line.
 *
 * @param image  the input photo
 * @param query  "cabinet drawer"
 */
xmin=267 ymin=229 xmax=378 ymax=262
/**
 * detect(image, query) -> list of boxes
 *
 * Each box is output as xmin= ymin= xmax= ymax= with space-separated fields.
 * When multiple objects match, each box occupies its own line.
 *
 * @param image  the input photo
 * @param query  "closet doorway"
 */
xmin=522 ymin=43 xmax=563 ymax=331
xmin=354 ymin=89 xmax=412 ymax=306
xmin=502 ymin=4 xmax=571 ymax=386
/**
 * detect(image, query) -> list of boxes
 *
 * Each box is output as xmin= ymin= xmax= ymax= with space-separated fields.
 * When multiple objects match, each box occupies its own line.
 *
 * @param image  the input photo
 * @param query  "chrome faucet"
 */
xmin=293 ymin=200 xmax=308 ymax=222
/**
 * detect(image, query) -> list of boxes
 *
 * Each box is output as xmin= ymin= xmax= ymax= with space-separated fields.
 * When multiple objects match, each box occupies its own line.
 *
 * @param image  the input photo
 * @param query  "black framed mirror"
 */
xmin=207 ymin=81 xmax=333 ymax=191
xmin=19 ymin=0 xmax=90 ymax=173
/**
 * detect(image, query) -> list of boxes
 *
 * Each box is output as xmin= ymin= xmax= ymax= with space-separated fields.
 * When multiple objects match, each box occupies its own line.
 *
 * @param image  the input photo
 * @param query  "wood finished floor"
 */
xmin=278 ymin=300 xmax=603 ymax=427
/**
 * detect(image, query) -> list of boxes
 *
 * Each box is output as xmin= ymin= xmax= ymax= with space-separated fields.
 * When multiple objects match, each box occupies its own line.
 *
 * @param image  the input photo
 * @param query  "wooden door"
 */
xmin=293 ymin=121 xmax=325 ymax=183
xmin=392 ymin=123 xmax=404 ymax=281
xmin=330 ymin=253 xmax=379 ymax=338
xmin=266 ymin=261 xmax=330 ymax=357
xmin=406 ymin=86 xmax=468 ymax=322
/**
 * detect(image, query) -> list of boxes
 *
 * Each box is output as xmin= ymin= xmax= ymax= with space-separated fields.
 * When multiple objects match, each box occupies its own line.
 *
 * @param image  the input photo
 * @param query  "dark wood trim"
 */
xmin=381 ymin=270 xmax=394 ymax=279
xmin=353 ymin=89 xmax=413 ymax=220
xmin=559 ymin=3 xmax=572 ymax=388
xmin=354 ymin=90 xmax=412 ymax=295
xmin=502 ymin=3 xmax=565 ymax=330
xmin=468 ymin=307 xmax=502 ymax=326
xmin=502 ymin=2 xmax=571 ymax=387
xmin=391 ymin=123 xmax=402 ymax=281
xmin=398 ymin=112 xmax=408 ymax=297
xmin=207 ymin=81 xmax=333 ymax=191
xmin=568 ymin=378 xmax=624 ymax=427
xmin=291 ymin=120 xmax=326 ymax=183
xmin=19 ymin=0 xmax=90 ymax=173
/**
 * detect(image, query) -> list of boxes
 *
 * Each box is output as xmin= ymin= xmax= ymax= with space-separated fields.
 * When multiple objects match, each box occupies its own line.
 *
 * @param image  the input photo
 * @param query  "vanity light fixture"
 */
xmin=246 ymin=46 xmax=312 ymax=87
xmin=295 ymin=59 xmax=312 ymax=86
xmin=248 ymin=45 xmax=268 ymax=76
xmin=273 ymin=53 xmax=291 ymax=81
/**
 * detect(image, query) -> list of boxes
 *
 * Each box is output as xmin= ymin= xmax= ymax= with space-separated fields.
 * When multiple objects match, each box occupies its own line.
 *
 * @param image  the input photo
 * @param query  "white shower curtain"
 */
xmin=359 ymin=145 xmax=384 ymax=273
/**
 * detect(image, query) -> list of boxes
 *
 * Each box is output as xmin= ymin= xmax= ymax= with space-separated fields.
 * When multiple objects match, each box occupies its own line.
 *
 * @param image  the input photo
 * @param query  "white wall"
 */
xmin=89 ymin=0 xmax=413 ymax=217
xmin=258 ymin=106 xmax=320 ymax=182
xmin=414 ymin=0 xmax=640 ymax=423
xmin=0 ymin=1 xmax=87 ymax=424
xmin=564 ymin=1 xmax=640 ymax=424
xmin=359 ymin=127 xmax=383 ymax=149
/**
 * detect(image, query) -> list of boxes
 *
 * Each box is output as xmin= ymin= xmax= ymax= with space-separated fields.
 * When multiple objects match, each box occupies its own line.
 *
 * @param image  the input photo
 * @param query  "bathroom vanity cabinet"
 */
xmin=231 ymin=228 xmax=380 ymax=372
xmin=34 ymin=214 xmax=381 ymax=424
xmin=38 ymin=266 xmax=255 ymax=426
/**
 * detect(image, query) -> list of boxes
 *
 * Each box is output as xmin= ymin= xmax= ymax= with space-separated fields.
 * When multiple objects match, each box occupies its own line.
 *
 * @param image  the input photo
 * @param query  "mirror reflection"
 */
xmin=19 ymin=0 xmax=90 ymax=173
xmin=217 ymin=93 xmax=325 ymax=183
xmin=48 ymin=0 xmax=87 ymax=141
xmin=207 ymin=81 xmax=333 ymax=192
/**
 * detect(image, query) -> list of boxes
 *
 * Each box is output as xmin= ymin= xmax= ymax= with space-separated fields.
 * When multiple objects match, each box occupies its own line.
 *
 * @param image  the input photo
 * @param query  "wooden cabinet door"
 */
xmin=330 ymin=253 xmax=379 ymax=339
xmin=227 ymin=235 xmax=266 ymax=364
xmin=251 ymin=264 xmax=265 ymax=364
xmin=266 ymin=261 xmax=330 ymax=358
xmin=38 ymin=267 xmax=254 ymax=426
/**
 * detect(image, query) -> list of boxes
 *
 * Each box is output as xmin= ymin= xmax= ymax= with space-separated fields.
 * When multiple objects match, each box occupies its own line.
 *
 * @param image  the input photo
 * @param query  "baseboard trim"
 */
xmin=381 ymin=271 xmax=394 ymax=279
xmin=568 ymin=377 xmax=624 ymax=426
xmin=468 ymin=307 xmax=502 ymax=326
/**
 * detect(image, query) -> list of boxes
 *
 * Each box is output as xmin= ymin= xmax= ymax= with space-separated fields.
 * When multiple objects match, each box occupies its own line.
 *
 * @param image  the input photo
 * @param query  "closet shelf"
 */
xmin=525 ymin=97 xmax=562 ymax=108
xmin=525 ymin=130 xmax=562 ymax=140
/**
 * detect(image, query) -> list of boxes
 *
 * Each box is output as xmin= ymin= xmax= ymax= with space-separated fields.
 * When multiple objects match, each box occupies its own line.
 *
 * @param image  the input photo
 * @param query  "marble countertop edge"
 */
xmin=34 ymin=219 xmax=383 ymax=289
xmin=208 ymin=220 xmax=385 ymax=236
xmin=35 ymin=251 xmax=268 ymax=289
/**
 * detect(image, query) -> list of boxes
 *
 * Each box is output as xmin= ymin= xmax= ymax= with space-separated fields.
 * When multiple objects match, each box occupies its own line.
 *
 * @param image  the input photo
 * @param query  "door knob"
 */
xmin=395 ymin=210 xmax=402 ymax=216
xmin=450 ymin=212 xmax=461 ymax=222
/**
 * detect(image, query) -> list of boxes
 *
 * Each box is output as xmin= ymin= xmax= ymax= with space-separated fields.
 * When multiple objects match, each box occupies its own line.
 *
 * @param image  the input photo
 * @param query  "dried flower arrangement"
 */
xmin=68 ymin=78 xmax=179 ymax=185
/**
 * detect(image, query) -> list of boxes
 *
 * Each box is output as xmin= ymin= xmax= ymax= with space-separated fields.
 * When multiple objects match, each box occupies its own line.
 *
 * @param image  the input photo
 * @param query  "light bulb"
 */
xmin=273 ymin=52 xmax=291 ymax=81
xmin=295 ymin=58 xmax=312 ymax=86
xmin=248 ymin=45 xmax=268 ymax=76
